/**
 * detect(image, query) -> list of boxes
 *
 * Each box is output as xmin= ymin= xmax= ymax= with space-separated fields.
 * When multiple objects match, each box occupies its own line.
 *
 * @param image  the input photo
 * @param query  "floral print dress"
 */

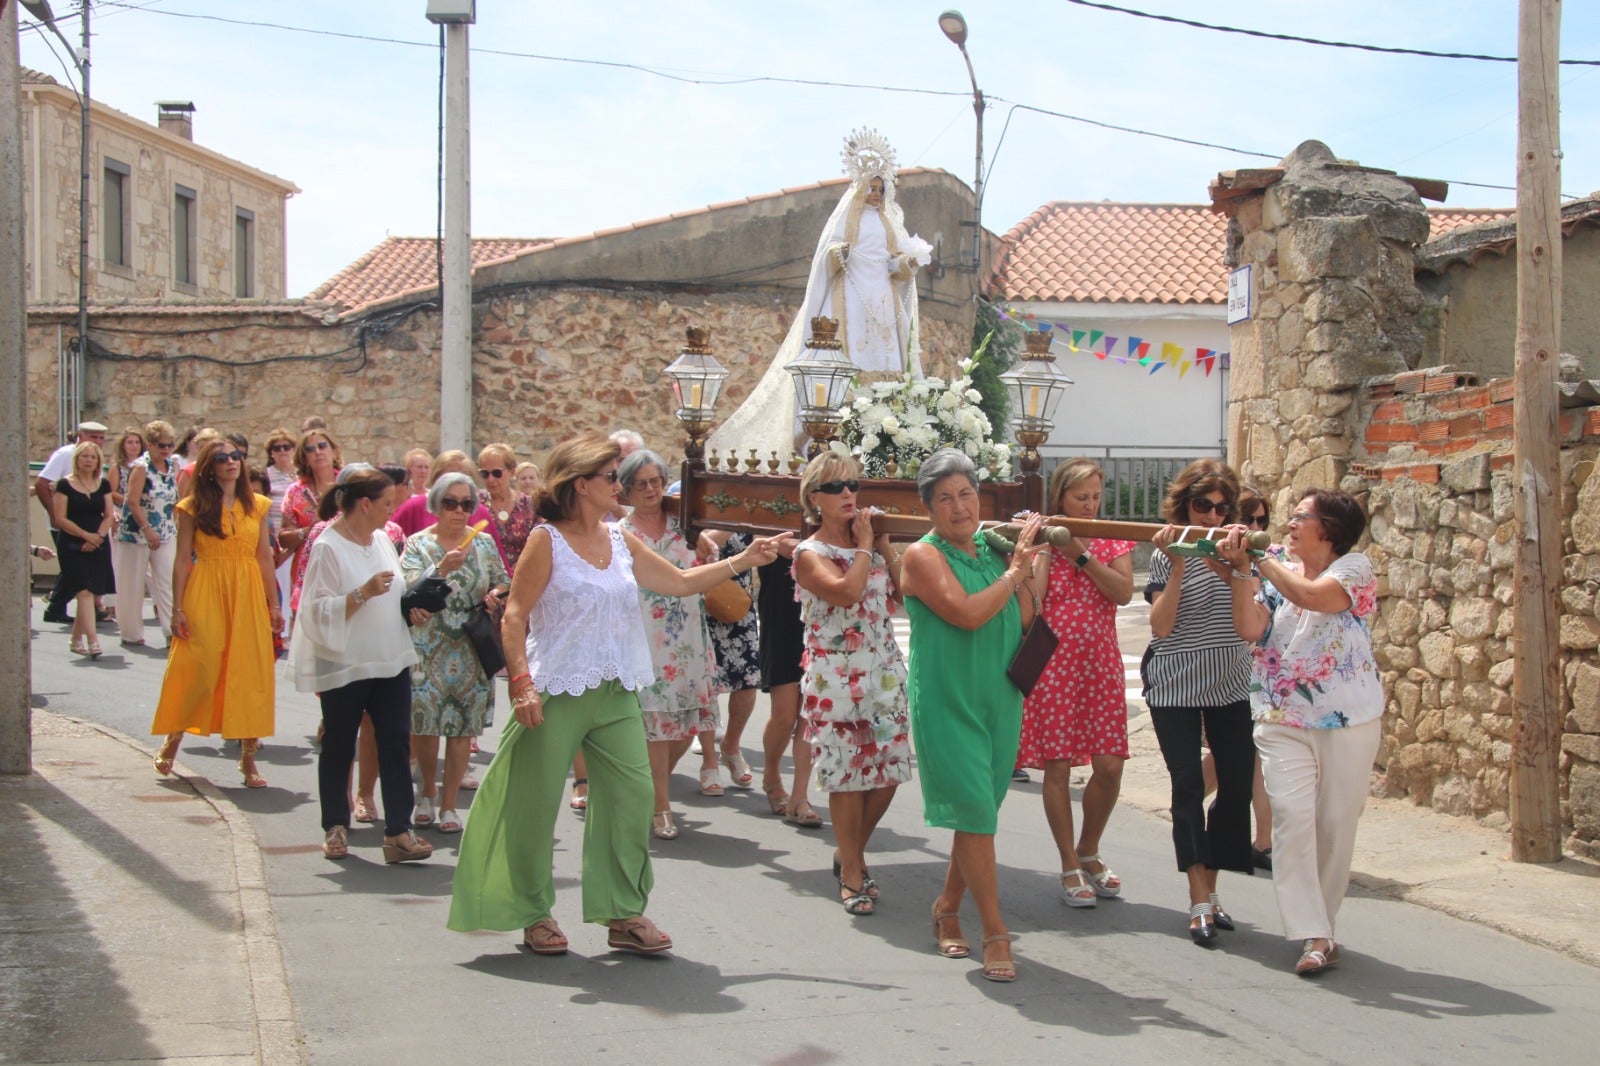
xmin=622 ymin=514 xmax=719 ymax=742
xmin=480 ymin=490 xmax=539 ymax=575
xmin=794 ymin=540 xmax=912 ymax=793
xmin=1251 ymin=551 xmax=1384 ymax=729
xmin=400 ymin=530 xmax=509 ymax=737
xmin=710 ymin=533 xmax=761 ymax=693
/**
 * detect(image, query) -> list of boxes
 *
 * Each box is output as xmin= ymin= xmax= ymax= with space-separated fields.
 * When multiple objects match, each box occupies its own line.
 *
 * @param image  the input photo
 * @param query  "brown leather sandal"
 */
xmin=607 ymin=915 xmax=672 ymax=955
xmin=522 ymin=918 xmax=568 ymax=956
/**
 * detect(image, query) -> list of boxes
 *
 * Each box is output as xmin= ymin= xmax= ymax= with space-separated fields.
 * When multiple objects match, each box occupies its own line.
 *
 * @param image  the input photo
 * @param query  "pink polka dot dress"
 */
xmin=1017 ymin=539 xmax=1135 ymax=768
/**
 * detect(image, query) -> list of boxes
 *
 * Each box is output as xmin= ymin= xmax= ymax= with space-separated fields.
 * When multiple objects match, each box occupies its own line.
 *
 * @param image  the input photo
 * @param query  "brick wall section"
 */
xmin=1349 ymin=364 xmax=1600 ymax=855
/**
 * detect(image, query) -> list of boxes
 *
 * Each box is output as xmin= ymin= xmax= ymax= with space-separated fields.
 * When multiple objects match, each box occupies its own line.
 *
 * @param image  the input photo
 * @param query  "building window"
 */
xmin=234 ymin=207 xmax=254 ymax=298
xmin=103 ymin=158 xmax=131 ymax=267
xmin=174 ymin=185 xmax=196 ymax=286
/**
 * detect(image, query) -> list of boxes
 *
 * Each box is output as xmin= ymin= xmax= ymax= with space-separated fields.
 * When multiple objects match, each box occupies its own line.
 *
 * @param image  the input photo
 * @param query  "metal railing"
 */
xmin=1040 ymin=445 xmax=1215 ymax=522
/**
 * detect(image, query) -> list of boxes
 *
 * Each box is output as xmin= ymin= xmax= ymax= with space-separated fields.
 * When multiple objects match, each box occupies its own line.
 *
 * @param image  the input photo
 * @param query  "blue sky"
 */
xmin=19 ymin=1 xmax=1600 ymax=297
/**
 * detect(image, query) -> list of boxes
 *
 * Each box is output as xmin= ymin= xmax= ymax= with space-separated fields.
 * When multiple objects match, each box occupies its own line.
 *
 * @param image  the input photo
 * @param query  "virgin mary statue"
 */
xmin=711 ymin=128 xmax=931 ymax=461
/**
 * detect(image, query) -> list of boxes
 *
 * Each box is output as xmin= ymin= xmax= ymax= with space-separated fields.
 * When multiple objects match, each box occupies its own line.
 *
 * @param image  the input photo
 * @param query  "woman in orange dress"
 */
xmin=150 ymin=437 xmax=283 ymax=787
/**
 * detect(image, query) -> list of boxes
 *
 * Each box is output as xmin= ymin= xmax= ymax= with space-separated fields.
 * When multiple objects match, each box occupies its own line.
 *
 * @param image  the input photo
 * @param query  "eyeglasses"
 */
xmin=213 ymin=450 xmax=244 ymax=464
xmin=479 ymin=468 xmax=505 ymax=479
xmin=629 ymin=476 xmax=666 ymax=491
xmin=815 ymin=479 xmax=861 ymax=495
xmin=439 ymin=496 xmax=476 ymax=512
xmin=308 ymin=440 xmax=333 ymax=452
xmin=1189 ymin=497 xmax=1233 ymax=518
xmin=586 ymin=469 xmax=621 ymax=483
xmin=1288 ymin=511 xmax=1320 ymax=525
xmin=269 ymin=442 xmax=294 ymax=453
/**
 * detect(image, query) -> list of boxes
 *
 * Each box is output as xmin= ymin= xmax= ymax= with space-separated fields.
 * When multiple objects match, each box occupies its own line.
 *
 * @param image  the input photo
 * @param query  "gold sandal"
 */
xmin=153 ymin=732 xmax=182 ymax=777
xmin=931 ymin=907 xmax=970 ymax=959
xmin=980 ymin=933 xmax=1017 ymax=982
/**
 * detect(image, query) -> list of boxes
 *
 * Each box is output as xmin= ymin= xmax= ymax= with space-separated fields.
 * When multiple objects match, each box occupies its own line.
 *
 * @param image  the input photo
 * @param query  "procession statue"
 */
xmin=711 ymin=128 xmax=932 ymax=460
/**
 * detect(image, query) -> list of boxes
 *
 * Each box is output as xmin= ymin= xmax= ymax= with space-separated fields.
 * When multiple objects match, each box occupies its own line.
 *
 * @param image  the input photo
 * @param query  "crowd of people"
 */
xmin=32 ymin=420 xmax=1384 ymax=980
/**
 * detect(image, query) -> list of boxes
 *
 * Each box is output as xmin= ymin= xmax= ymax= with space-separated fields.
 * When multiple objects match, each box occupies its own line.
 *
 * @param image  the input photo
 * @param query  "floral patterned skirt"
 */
xmin=801 ymin=651 xmax=912 ymax=793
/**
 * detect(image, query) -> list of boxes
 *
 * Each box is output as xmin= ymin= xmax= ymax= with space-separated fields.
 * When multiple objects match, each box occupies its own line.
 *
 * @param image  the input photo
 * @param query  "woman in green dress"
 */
xmin=900 ymin=449 xmax=1044 ymax=983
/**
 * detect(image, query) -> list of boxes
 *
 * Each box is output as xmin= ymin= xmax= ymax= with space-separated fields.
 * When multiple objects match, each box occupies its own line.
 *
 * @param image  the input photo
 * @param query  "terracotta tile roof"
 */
xmin=987 ymin=202 xmax=1519 ymax=306
xmin=28 ymin=301 xmax=338 ymax=320
xmin=986 ymin=202 xmax=1228 ymax=305
xmin=307 ymin=236 xmax=553 ymax=311
xmin=1427 ymin=207 xmax=1515 ymax=240
xmin=21 ymin=67 xmax=58 ymax=85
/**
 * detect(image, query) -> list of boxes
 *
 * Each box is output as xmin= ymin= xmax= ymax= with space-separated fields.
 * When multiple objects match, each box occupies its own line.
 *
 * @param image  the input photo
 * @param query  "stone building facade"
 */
xmin=20 ymin=68 xmax=296 ymax=305
xmin=1213 ymin=140 xmax=1600 ymax=855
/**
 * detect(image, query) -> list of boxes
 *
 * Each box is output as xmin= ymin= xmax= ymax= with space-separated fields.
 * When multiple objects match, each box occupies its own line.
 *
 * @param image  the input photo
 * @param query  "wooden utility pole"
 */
xmin=1510 ymin=0 xmax=1564 ymax=863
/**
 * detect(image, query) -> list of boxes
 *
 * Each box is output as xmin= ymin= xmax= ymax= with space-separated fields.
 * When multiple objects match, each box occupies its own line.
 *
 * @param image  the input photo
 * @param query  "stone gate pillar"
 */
xmin=1211 ymin=140 xmax=1434 ymax=512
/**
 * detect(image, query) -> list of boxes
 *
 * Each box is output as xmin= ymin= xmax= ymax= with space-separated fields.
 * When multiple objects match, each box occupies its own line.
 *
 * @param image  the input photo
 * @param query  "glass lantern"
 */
xmin=999 ymin=328 xmax=1074 ymax=477
xmin=663 ymin=327 xmax=729 ymax=461
xmin=787 ymin=317 xmax=857 ymax=456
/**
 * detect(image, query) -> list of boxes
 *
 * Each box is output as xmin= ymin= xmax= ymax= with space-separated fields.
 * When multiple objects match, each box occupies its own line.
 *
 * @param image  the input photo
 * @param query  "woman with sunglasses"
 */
xmin=112 ymin=420 xmax=181 ymax=647
xmin=401 ymin=472 xmax=509 ymax=834
xmin=1144 ymin=458 xmax=1256 ymax=946
xmin=1216 ymin=489 xmax=1382 ymax=976
xmin=616 ymin=449 xmax=722 ymax=838
xmin=792 ymin=453 xmax=911 ymax=918
xmin=279 ymin=429 xmax=343 ymax=618
xmin=449 ymin=433 xmax=788 ymax=955
xmin=478 ymin=442 xmax=538 ymax=575
xmin=263 ymin=429 xmax=299 ymax=631
xmin=150 ymin=438 xmax=283 ymax=787
xmin=1016 ymin=458 xmax=1136 ymax=910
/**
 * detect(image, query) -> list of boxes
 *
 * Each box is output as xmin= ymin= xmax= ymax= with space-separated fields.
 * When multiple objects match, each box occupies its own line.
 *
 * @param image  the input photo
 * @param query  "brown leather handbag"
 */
xmin=1006 ymin=585 xmax=1058 ymax=694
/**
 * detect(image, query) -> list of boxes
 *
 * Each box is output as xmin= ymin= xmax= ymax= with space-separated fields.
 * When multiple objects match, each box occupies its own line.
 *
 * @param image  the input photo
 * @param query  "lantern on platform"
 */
xmin=663 ymin=327 xmax=729 ymax=463
xmin=1000 ymin=328 xmax=1074 ymax=479
xmin=787 ymin=317 xmax=857 ymax=458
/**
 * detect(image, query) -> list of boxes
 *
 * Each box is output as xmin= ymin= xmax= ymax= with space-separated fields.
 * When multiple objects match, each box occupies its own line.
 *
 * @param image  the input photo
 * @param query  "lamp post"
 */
xmin=1000 ymin=329 xmax=1074 ymax=511
xmin=786 ymin=317 xmax=857 ymax=458
xmin=425 ymin=0 xmax=476 ymax=453
xmin=938 ymin=9 xmax=983 ymax=272
xmin=22 ymin=0 xmax=88 ymax=439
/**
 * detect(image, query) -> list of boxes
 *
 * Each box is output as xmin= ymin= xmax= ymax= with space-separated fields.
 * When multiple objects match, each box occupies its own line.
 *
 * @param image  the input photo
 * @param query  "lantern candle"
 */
xmin=689 ymin=383 xmax=702 ymax=408
xmin=1026 ymin=386 xmax=1041 ymax=419
xmin=814 ymin=382 xmax=826 ymax=408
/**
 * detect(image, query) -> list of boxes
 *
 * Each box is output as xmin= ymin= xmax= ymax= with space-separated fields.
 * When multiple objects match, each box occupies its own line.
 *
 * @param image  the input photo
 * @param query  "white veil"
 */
xmin=710 ymin=132 xmax=924 ymax=463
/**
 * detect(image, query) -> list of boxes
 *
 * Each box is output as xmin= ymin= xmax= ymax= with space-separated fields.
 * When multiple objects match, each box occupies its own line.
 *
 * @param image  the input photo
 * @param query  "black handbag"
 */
xmin=462 ymin=603 xmax=506 ymax=678
xmin=1006 ymin=586 xmax=1059 ymax=695
xmin=400 ymin=575 xmax=451 ymax=621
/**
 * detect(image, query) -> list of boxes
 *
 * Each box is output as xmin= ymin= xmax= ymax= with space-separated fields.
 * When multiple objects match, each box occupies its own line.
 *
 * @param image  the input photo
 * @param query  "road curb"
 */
xmin=56 ymin=713 xmax=307 ymax=1066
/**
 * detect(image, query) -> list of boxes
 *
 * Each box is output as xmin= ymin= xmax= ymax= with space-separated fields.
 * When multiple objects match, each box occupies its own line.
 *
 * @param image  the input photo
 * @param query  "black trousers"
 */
xmin=1150 ymin=700 xmax=1256 ymax=875
xmin=46 ymin=529 xmax=74 ymax=615
xmin=318 ymin=669 xmax=414 ymax=836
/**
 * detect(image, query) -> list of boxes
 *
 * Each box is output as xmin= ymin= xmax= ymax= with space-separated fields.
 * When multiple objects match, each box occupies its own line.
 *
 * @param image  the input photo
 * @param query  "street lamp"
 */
xmin=938 ymin=9 xmax=983 ymax=272
xmin=22 ymin=0 xmax=89 ymax=439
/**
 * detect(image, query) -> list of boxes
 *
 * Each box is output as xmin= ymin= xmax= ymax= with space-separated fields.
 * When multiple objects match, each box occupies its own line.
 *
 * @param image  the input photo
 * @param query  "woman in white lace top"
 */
xmin=447 ymin=433 xmax=789 ymax=957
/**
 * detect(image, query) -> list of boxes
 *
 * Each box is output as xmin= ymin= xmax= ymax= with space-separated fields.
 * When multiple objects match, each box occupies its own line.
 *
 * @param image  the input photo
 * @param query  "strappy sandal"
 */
xmin=153 ymin=732 xmax=182 ymax=777
xmin=607 ymin=915 xmax=672 ymax=955
xmin=70 ymin=637 xmax=89 ymax=657
xmin=569 ymin=777 xmax=589 ymax=811
xmin=931 ymin=907 xmax=970 ymax=958
xmin=980 ymin=933 xmax=1017 ymax=982
xmin=86 ymin=640 xmax=102 ymax=660
xmin=838 ymin=879 xmax=875 ymax=916
xmin=1189 ymin=902 xmax=1217 ymax=945
xmin=382 ymin=831 xmax=433 ymax=864
xmin=698 ymin=767 xmax=725 ymax=796
xmin=322 ymin=826 xmax=349 ymax=860
xmin=720 ymin=751 xmax=754 ymax=788
xmin=237 ymin=739 xmax=268 ymax=789
xmin=1060 ymin=869 xmax=1098 ymax=909
xmin=1209 ymin=893 xmax=1235 ymax=931
xmin=784 ymin=800 xmax=823 ymax=828
xmin=651 ymin=810 xmax=678 ymax=840
xmin=763 ymin=785 xmax=789 ymax=816
xmin=522 ymin=917 xmax=568 ymax=956
xmin=1295 ymin=938 xmax=1339 ymax=976
xmin=352 ymin=797 xmax=378 ymax=824
xmin=1079 ymin=853 xmax=1122 ymax=898
xmin=832 ymin=857 xmax=880 ymax=899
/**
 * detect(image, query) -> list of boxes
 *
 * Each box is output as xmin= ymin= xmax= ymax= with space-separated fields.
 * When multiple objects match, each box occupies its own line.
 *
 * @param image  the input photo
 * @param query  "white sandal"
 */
xmin=698 ymin=767 xmax=725 ymax=796
xmin=436 ymin=808 xmax=463 ymax=834
xmin=413 ymin=796 xmax=436 ymax=828
xmin=1079 ymin=853 xmax=1122 ymax=898
xmin=1059 ymin=869 xmax=1098 ymax=909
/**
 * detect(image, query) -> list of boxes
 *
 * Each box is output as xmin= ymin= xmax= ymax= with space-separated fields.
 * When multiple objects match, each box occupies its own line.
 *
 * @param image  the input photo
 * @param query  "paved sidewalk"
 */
xmin=0 ymin=711 xmax=303 ymax=1066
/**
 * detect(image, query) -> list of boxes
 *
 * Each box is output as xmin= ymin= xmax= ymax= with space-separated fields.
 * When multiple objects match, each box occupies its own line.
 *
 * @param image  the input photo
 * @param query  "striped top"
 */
xmin=1141 ymin=552 xmax=1252 ymax=708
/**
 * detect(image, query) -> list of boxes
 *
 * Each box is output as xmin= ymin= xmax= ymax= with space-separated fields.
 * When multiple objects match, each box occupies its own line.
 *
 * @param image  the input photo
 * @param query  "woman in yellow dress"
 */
xmin=151 ymin=437 xmax=283 ymax=787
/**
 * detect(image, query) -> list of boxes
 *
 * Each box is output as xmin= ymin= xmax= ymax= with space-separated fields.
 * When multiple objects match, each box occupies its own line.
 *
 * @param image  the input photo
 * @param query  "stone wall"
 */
xmin=26 ymin=285 xmax=970 ymax=468
xmin=1352 ymin=366 xmax=1600 ymax=856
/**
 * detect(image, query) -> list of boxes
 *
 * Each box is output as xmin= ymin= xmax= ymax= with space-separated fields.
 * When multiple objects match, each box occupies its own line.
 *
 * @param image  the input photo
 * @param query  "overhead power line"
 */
xmin=1062 ymin=0 xmax=1600 ymax=67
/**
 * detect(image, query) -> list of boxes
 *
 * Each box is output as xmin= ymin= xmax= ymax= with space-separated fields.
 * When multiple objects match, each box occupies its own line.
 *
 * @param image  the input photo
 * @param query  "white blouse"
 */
xmin=527 ymin=524 xmax=655 ymax=697
xmin=290 ymin=526 xmax=418 ymax=692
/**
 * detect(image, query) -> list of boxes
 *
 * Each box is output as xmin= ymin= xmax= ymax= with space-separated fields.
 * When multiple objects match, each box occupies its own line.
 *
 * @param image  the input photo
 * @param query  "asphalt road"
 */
xmin=28 ymin=596 xmax=1600 ymax=1065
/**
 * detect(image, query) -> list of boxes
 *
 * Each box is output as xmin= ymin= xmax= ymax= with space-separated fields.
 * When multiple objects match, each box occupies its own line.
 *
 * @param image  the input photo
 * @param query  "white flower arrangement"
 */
xmin=837 ymin=359 xmax=1012 ymax=481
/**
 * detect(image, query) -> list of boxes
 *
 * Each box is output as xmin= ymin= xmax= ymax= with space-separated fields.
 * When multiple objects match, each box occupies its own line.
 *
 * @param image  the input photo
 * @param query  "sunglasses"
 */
xmin=269 ymin=442 xmax=294 ymax=453
xmin=586 ymin=469 xmax=621 ymax=483
xmin=1288 ymin=511 xmax=1320 ymax=525
xmin=1245 ymin=511 xmax=1270 ymax=529
xmin=629 ymin=476 xmax=666 ymax=491
xmin=308 ymin=440 xmax=333 ymax=452
xmin=439 ymin=496 xmax=476 ymax=512
xmin=151 ymin=440 xmax=175 ymax=449
xmin=1188 ymin=497 xmax=1233 ymax=518
xmin=815 ymin=479 xmax=861 ymax=495
xmin=213 ymin=450 xmax=244 ymax=464
xmin=478 ymin=468 xmax=505 ymax=479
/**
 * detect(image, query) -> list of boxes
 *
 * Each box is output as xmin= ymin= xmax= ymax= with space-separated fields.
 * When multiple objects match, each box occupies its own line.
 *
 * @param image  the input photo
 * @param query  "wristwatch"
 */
xmin=1074 ymin=552 xmax=1090 ymax=569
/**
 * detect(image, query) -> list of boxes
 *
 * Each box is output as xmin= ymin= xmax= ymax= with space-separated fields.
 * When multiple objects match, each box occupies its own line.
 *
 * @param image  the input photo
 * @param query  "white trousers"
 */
xmin=1255 ymin=719 xmax=1382 ymax=942
xmin=111 ymin=538 xmax=176 ymax=644
xmin=275 ymin=556 xmax=294 ymax=637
